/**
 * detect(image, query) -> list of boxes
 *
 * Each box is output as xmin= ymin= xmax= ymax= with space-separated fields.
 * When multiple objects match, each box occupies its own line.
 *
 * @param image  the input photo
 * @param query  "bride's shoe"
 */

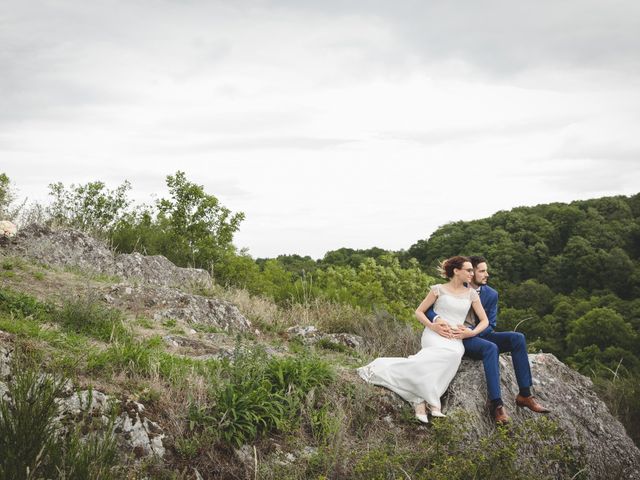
xmin=414 ymin=403 xmax=429 ymax=424
xmin=428 ymin=405 xmax=447 ymax=418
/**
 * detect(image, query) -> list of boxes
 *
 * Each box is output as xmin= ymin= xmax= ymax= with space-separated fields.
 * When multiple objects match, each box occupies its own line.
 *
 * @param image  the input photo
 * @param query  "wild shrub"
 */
xmin=187 ymin=347 xmax=334 ymax=447
xmin=355 ymin=310 xmax=421 ymax=358
xmin=54 ymin=295 xmax=129 ymax=342
xmin=351 ymin=414 xmax=583 ymax=480
xmin=88 ymin=336 xmax=162 ymax=377
xmin=0 ymin=363 xmax=120 ymax=480
xmin=594 ymin=374 xmax=640 ymax=446
xmin=0 ymin=287 xmax=51 ymax=320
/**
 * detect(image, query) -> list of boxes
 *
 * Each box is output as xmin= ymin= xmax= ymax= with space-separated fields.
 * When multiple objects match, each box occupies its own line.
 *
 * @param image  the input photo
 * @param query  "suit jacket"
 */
xmin=425 ymin=284 xmax=498 ymax=337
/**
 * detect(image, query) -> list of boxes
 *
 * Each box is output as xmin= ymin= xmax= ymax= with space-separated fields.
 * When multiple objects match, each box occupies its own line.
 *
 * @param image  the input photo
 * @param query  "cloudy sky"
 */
xmin=2 ymin=1 xmax=639 ymax=258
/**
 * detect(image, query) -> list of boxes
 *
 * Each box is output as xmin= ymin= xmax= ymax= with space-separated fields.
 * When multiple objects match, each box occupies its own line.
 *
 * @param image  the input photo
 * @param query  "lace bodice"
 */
xmin=430 ymin=284 xmax=478 ymax=327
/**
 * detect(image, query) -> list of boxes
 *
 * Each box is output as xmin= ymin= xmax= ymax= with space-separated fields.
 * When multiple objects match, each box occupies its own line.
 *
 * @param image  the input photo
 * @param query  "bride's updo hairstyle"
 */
xmin=437 ymin=256 xmax=471 ymax=279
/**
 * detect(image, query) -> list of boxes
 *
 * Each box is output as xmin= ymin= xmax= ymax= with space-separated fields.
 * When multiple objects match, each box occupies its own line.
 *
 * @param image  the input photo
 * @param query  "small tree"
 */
xmin=0 ymin=173 xmax=26 ymax=221
xmin=0 ymin=173 xmax=12 ymax=216
xmin=156 ymin=171 xmax=245 ymax=270
xmin=48 ymin=180 xmax=131 ymax=235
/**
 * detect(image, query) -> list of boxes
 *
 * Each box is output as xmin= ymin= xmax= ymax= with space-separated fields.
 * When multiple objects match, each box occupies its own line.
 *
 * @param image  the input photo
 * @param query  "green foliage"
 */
xmin=0 ymin=173 xmax=11 ymax=214
xmin=0 ymin=364 xmax=119 ymax=480
xmin=594 ymin=374 xmax=640 ymax=446
xmin=0 ymin=172 xmax=23 ymax=220
xmin=188 ymin=347 xmax=334 ymax=447
xmin=566 ymin=308 xmax=636 ymax=355
xmin=351 ymin=415 xmax=582 ymax=480
xmin=0 ymin=368 xmax=62 ymax=479
xmin=155 ymin=171 xmax=245 ymax=269
xmin=0 ymin=287 xmax=51 ymax=320
xmin=110 ymin=171 xmax=245 ymax=273
xmin=48 ymin=179 xmax=131 ymax=235
xmin=88 ymin=336 xmax=163 ymax=377
xmin=314 ymin=255 xmax=436 ymax=319
xmin=53 ymin=296 xmax=129 ymax=342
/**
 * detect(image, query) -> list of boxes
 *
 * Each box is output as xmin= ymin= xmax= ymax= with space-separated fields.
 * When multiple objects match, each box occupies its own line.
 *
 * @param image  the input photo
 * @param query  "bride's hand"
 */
xmin=431 ymin=319 xmax=452 ymax=338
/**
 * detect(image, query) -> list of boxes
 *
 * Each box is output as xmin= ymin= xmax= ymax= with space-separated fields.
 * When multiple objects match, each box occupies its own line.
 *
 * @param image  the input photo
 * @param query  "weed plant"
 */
xmin=0 ymin=360 xmax=120 ymax=480
xmin=186 ymin=346 xmax=334 ymax=448
xmin=54 ymin=295 xmax=129 ymax=342
xmin=0 ymin=287 xmax=51 ymax=320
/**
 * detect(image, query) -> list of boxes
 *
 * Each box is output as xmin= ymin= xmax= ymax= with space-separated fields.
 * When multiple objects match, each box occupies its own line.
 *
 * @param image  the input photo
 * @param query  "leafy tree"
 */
xmin=0 ymin=173 xmax=12 ymax=216
xmin=566 ymin=308 xmax=636 ymax=355
xmin=155 ymin=171 xmax=245 ymax=269
xmin=0 ymin=173 xmax=25 ymax=220
xmin=315 ymin=255 xmax=436 ymax=319
xmin=48 ymin=180 xmax=132 ymax=235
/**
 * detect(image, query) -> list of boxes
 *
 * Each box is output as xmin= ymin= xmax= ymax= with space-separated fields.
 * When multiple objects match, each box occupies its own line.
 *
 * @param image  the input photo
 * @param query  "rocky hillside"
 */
xmin=1 ymin=226 xmax=639 ymax=479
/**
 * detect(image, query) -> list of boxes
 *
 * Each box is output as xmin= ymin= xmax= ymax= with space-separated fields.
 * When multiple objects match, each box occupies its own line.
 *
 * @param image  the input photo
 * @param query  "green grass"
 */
xmin=187 ymin=347 xmax=335 ymax=447
xmin=62 ymin=265 xmax=122 ymax=283
xmin=135 ymin=316 xmax=155 ymax=329
xmin=0 ymin=362 xmax=121 ymax=479
xmin=53 ymin=296 xmax=129 ymax=342
xmin=0 ymin=287 xmax=51 ymax=320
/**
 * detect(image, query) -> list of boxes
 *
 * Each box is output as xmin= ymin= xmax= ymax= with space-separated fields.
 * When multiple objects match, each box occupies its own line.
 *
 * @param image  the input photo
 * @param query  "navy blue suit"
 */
xmin=426 ymin=284 xmax=532 ymax=401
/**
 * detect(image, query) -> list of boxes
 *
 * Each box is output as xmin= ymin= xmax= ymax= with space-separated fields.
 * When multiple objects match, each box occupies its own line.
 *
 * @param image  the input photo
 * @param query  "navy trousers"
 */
xmin=462 ymin=331 xmax=532 ymax=401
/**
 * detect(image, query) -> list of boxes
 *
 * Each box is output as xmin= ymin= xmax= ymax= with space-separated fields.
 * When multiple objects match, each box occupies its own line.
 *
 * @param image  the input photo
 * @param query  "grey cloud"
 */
xmin=381 ymin=116 xmax=578 ymax=146
xmin=144 ymin=136 xmax=356 ymax=154
xmin=267 ymin=0 xmax=640 ymax=77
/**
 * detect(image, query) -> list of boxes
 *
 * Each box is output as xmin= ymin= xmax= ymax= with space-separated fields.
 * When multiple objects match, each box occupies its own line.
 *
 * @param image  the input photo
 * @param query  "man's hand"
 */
xmin=431 ymin=319 xmax=453 ymax=338
xmin=451 ymin=326 xmax=473 ymax=339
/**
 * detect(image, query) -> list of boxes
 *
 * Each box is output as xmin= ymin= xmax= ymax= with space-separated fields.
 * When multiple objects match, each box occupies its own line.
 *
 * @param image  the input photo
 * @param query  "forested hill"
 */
xmin=407 ymin=194 xmax=640 ymax=300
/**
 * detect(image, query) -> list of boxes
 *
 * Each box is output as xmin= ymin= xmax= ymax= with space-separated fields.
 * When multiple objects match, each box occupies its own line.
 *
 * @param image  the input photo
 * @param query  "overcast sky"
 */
xmin=2 ymin=1 xmax=639 ymax=259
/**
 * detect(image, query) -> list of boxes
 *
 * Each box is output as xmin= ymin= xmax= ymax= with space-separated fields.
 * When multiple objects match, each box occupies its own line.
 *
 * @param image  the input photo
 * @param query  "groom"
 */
xmin=426 ymin=255 xmax=550 ymax=423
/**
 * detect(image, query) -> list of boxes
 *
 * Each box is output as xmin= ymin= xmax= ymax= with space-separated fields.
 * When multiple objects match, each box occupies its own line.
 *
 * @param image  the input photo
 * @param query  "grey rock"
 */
xmin=117 ymin=400 xmax=165 ymax=458
xmin=286 ymin=325 xmax=319 ymax=339
xmin=441 ymin=353 xmax=640 ymax=480
xmin=287 ymin=325 xmax=363 ymax=349
xmin=0 ymin=333 xmax=13 ymax=380
xmin=324 ymin=332 xmax=363 ymax=349
xmin=56 ymin=389 xmax=110 ymax=418
xmin=4 ymin=224 xmax=211 ymax=290
xmin=108 ymin=283 xmax=250 ymax=332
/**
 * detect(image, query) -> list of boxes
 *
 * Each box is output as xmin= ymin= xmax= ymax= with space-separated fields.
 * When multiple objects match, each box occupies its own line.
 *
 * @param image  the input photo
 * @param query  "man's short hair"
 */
xmin=469 ymin=255 xmax=487 ymax=268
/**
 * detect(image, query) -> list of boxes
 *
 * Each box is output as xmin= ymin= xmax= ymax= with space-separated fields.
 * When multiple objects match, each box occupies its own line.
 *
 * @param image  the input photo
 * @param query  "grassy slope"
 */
xmin=0 ymin=253 xmax=584 ymax=480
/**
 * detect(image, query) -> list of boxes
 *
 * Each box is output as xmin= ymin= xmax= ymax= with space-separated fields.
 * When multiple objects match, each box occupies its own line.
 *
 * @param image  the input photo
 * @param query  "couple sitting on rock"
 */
xmin=358 ymin=255 xmax=550 ymax=424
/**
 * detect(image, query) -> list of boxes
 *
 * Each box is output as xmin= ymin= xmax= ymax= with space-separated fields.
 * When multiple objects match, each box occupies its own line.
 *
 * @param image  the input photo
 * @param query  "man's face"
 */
xmin=473 ymin=262 xmax=489 ymax=285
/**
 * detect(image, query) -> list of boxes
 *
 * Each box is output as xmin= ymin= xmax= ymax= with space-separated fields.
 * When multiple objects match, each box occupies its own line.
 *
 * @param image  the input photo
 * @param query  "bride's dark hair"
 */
xmin=437 ymin=256 xmax=471 ymax=279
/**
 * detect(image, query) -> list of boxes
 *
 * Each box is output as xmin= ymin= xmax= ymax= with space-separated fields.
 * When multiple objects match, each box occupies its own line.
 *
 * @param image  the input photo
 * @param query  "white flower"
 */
xmin=0 ymin=220 xmax=17 ymax=237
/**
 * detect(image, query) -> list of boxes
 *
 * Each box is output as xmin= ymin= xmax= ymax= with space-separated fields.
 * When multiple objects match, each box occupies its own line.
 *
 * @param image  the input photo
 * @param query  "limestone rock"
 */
xmin=117 ymin=399 xmax=165 ymax=458
xmin=5 ymin=224 xmax=211 ymax=290
xmin=442 ymin=353 xmax=640 ymax=479
xmin=286 ymin=325 xmax=363 ymax=349
xmin=2 ymin=225 xmax=251 ymax=332
xmin=107 ymin=283 xmax=250 ymax=332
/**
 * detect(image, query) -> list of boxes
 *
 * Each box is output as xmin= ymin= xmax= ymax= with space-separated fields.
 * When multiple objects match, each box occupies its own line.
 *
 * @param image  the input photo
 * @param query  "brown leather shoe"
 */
xmin=492 ymin=405 xmax=510 ymax=424
xmin=515 ymin=394 xmax=550 ymax=413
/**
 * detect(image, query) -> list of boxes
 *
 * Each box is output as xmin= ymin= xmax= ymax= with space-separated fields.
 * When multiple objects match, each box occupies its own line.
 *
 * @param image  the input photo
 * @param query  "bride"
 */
xmin=357 ymin=256 xmax=489 ymax=423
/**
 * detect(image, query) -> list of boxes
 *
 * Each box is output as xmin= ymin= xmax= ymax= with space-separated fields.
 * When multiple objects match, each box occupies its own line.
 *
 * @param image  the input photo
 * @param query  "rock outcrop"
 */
xmin=439 ymin=354 xmax=640 ymax=479
xmin=4 ymin=224 xmax=211 ymax=289
xmin=0 ymin=331 xmax=165 ymax=459
xmin=104 ymin=283 xmax=250 ymax=332
xmin=2 ymin=224 xmax=251 ymax=333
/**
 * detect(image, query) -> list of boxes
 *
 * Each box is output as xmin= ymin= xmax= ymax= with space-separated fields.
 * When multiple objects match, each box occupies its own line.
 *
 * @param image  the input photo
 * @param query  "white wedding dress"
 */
xmin=357 ymin=284 xmax=478 ymax=409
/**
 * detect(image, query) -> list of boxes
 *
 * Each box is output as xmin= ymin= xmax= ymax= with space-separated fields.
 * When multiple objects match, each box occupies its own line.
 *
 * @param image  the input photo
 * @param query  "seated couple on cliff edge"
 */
xmin=358 ymin=255 xmax=550 ymax=424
